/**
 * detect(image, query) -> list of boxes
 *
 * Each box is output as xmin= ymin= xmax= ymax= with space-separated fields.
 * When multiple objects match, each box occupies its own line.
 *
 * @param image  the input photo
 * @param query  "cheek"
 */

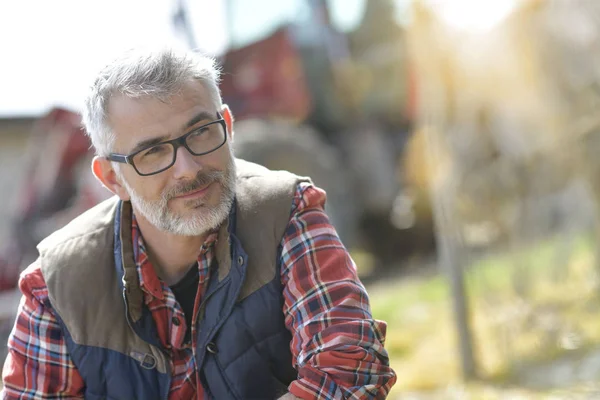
xmin=126 ymin=173 xmax=169 ymax=200
xmin=150 ymin=176 xmax=172 ymax=199
xmin=210 ymin=144 xmax=233 ymax=170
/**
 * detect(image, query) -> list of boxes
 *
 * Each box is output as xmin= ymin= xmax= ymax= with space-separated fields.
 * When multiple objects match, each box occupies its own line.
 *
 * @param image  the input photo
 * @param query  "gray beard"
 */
xmin=121 ymin=157 xmax=236 ymax=236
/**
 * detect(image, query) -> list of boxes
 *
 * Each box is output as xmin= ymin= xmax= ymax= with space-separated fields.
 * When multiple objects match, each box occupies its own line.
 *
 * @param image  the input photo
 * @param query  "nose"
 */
xmin=171 ymin=146 xmax=202 ymax=180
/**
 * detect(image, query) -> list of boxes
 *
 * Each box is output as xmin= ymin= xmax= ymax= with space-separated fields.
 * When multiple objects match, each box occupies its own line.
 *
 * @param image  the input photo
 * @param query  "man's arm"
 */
xmin=280 ymin=183 xmax=397 ymax=400
xmin=1 ymin=262 xmax=85 ymax=399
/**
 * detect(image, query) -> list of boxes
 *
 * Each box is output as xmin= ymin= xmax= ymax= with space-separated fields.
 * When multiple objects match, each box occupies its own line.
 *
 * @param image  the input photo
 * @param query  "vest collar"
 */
xmin=115 ymin=200 xmax=234 ymax=323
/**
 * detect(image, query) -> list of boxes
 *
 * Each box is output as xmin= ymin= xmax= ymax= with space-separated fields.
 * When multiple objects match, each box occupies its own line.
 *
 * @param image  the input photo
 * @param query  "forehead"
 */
xmin=107 ymin=80 xmax=216 ymax=152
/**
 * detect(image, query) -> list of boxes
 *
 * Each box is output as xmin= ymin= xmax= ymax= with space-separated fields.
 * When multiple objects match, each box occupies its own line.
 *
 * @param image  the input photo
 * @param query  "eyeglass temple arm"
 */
xmin=106 ymin=154 xmax=130 ymax=164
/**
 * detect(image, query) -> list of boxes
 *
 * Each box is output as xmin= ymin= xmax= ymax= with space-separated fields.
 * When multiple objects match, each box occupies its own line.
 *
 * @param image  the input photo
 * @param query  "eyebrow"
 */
xmin=184 ymin=111 xmax=217 ymax=129
xmin=129 ymin=134 xmax=171 ymax=154
xmin=128 ymin=111 xmax=217 ymax=154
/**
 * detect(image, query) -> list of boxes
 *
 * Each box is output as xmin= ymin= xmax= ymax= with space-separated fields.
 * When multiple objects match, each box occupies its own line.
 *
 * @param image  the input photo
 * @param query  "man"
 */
xmin=1 ymin=48 xmax=396 ymax=399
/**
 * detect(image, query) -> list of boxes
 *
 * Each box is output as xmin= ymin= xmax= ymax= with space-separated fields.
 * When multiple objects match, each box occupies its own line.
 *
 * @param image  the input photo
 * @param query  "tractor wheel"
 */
xmin=233 ymin=119 xmax=359 ymax=249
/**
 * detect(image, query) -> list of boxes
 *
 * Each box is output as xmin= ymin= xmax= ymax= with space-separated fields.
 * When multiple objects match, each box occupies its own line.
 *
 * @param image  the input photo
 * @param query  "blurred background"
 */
xmin=2 ymin=0 xmax=600 ymax=398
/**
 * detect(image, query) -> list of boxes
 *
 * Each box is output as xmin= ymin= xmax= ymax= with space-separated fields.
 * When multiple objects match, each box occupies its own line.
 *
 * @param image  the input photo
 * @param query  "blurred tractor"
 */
xmin=175 ymin=0 xmax=435 ymax=268
xmin=0 ymin=0 xmax=437 ymax=294
xmin=0 ymin=108 xmax=110 ymax=362
xmin=0 ymin=108 xmax=109 ymax=291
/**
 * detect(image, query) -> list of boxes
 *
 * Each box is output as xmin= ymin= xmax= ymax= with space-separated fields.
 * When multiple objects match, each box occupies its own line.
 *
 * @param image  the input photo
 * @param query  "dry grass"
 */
xmin=368 ymin=234 xmax=600 ymax=399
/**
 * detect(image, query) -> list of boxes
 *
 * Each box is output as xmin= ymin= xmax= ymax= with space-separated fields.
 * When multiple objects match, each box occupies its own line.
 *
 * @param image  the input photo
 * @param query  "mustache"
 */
xmin=165 ymin=168 xmax=225 ymax=200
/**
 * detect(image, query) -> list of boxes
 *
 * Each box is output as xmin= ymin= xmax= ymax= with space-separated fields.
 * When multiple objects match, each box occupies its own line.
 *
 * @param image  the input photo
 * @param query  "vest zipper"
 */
xmin=194 ymin=276 xmax=231 ymax=374
xmin=162 ymin=349 xmax=172 ymax=400
xmin=189 ymin=279 xmax=226 ymax=399
xmin=195 ymin=277 xmax=229 ymax=334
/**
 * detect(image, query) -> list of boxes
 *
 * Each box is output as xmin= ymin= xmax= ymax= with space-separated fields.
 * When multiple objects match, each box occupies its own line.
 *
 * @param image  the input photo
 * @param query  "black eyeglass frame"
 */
xmin=106 ymin=113 xmax=227 ymax=176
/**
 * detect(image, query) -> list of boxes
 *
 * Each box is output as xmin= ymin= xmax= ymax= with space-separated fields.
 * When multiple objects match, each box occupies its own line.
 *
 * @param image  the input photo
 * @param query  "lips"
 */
xmin=174 ymin=182 xmax=212 ymax=200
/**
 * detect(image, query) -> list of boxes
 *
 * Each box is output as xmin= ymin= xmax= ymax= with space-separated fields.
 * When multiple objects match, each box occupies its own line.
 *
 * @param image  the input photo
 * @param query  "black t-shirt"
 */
xmin=170 ymin=264 xmax=200 ymax=344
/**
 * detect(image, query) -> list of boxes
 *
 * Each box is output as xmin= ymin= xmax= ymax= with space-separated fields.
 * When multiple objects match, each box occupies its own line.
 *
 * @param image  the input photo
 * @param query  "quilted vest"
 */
xmin=38 ymin=159 xmax=310 ymax=399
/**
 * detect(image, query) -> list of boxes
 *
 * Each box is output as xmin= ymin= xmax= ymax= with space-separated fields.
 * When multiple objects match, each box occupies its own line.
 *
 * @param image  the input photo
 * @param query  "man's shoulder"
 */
xmin=234 ymin=159 xmax=327 ymax=223
xmin=37 ymin=196 xmax=119 ymax=253
xmin=35 ymin=197 xmax=120 ymax=289
xmin=235 ymin=158 xmax=310 ymax=183
xmin=235 ymin=158 xmax=312 ymax=203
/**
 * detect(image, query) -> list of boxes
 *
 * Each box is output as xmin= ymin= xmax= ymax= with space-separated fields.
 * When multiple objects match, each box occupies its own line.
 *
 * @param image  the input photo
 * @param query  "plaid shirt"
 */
xmin=2 ymin=182 xmax=396 ymax=399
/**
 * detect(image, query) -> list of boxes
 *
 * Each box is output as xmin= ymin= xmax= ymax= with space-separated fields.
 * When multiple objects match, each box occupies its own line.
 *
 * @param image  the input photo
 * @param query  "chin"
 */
xmin=173 ymin=207 xmax=228 ymax=236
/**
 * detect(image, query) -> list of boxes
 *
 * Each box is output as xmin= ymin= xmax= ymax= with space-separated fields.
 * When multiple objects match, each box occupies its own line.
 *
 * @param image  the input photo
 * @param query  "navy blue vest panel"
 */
xmin=201 ymin=279 xmax=297 ymax=399
xmin=196 ymin=234 xmax=296 ymax=400
xmin=53 ymin=309 xmax=171 ymax=400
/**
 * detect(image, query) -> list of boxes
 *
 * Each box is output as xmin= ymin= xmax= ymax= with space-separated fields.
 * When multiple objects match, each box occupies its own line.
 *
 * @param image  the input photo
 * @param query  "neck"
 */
xmin=134 ymin=210 xmax=207 ymax=286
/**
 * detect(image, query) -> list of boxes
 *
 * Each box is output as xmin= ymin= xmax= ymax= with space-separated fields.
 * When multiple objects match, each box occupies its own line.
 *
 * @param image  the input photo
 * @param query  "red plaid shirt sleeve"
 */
xmin=282 ymin=183 xmax=396 ymax=400
xmin=1 ymin=261 xmax=85 ymax=399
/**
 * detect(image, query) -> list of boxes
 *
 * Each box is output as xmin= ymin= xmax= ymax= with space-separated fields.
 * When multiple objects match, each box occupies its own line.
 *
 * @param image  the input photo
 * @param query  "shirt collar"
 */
xmin=131 ymin=212 xmax=218 ymax=301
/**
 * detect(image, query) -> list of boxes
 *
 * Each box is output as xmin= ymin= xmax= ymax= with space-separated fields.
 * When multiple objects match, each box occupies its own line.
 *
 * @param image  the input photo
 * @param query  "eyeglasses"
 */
xmin=107 ymin=113 xmax=227 ymax=176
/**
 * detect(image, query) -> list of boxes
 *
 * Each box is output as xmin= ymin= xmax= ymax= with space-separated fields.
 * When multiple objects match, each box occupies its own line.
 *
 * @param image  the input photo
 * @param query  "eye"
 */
xmin=189 ymin=126 xmax=210 ymax=138
xmin=141 ymin=144 xmax=169 ymax=158
xmin=187 ymin=127 xmax=214 ymax=144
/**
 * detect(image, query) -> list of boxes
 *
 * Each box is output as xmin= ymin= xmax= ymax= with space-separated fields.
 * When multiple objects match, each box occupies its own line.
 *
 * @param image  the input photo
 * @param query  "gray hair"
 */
xmin=82 ymin=47 xmax=222 ymax=156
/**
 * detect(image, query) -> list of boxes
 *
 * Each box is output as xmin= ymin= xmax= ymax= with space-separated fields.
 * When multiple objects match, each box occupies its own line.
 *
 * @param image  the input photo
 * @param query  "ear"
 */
xmin=91 ymin=156 xmax=131 ymax=201
xmin=221 ymin=104 xmax=234 ymax=141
